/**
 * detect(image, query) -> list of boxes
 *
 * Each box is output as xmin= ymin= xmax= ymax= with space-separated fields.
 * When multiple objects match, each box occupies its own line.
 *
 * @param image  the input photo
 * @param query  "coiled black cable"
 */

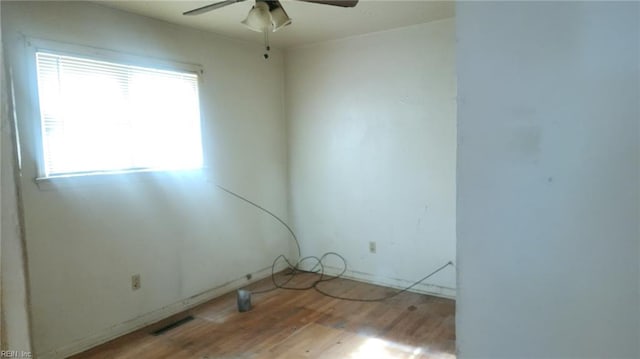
xmin=218 ymin=185 xmax=453 ymax=302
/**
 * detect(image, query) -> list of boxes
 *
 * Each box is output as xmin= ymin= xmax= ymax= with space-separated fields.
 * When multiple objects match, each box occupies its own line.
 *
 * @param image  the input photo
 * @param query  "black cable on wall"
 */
xmin=217 ymin=184 xmax=453 ymax=302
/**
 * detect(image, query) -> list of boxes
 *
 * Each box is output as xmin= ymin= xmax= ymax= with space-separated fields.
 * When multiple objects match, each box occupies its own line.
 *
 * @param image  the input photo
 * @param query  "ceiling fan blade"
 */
xmin=183 ymin=0 xmax=248 ymax=16
xmin=297 ymin=0 xmax=358 ymax=7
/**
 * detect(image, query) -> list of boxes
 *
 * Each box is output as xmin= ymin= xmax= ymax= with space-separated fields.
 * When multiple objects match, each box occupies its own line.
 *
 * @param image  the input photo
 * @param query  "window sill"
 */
xmin=35 ymin=168 xmax=211 ymax=191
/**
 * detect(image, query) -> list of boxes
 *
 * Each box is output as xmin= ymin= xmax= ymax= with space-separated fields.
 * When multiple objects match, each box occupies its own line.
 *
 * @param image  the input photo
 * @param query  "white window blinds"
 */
xmin=35 ymin=51 xmax=203 ymax=177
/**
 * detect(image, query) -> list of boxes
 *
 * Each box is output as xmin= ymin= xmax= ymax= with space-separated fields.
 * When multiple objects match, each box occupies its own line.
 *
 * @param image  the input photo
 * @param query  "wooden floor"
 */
xmin=72 ymin=272 xmax=455 ymax=359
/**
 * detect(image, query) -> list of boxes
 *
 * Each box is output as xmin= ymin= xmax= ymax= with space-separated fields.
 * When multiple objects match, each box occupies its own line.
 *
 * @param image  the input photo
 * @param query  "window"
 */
xmin=35 ymin=51 xmax=203 ymax=178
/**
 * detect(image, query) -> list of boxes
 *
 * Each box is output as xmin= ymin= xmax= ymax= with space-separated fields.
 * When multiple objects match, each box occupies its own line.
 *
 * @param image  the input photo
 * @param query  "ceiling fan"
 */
xmin=183 ymin=0 xmax=359 ymax=58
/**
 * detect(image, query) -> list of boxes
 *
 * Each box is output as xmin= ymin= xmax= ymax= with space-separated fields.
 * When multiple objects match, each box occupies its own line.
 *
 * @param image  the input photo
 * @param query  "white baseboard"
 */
xmin=39 ymin=263 xmax=286 ymax=359
xmin=320 ymin=265 xmax=457 ymax=300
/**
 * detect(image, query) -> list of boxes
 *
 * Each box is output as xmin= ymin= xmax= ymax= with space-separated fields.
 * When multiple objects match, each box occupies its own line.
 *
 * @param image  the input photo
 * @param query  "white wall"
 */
xmin=1 ymin=3 xmax=34 ymax=351
xmin=285 ymin=19 xmax=456 ymax=297
xmin=2 ymin=2 xmax=290 ymax=357
xmin=456 ymin=2 xmax=639 ymax=358
xmin=1 ymin=43 xmax=34 ymax=353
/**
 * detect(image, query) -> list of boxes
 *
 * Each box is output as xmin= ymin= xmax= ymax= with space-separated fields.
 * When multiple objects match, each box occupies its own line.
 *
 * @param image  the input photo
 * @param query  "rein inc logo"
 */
xmin=0 ymin=351 xmax=32 ymax=358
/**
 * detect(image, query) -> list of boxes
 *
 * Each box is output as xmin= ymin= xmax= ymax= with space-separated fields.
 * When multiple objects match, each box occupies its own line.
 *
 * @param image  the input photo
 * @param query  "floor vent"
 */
xmin=151 ymin=315 xmax=195 ymax=336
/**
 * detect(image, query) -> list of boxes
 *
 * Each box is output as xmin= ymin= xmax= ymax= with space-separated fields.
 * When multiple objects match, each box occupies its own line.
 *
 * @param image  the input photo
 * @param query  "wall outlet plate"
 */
xmin=369 ymin=241 xmax=377 ymax=254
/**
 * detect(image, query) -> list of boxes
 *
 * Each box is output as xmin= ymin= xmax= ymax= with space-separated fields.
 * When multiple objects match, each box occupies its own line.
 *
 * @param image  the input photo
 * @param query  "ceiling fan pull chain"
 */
xmin=263 ymin=29 xmax=271 ymax=59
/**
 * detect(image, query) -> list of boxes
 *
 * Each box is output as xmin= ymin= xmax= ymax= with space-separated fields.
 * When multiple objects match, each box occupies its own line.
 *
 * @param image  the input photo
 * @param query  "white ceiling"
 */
xmin=97 ymin=0 xmax=454 ymax=48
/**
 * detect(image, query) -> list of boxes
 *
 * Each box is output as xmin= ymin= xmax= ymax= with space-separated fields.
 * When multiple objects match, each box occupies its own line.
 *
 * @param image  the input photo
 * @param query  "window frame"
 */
xmin=27 ymin=38 xmax=206 ymax=187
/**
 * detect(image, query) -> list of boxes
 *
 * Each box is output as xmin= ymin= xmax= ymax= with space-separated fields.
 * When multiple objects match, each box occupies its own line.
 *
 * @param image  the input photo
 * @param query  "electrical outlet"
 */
xmin=246 ymin=273 xmax=252 ymax=280
xmin=132 ymin=274 xmax=141 ymax=290
xmin=369 ymin=241 xmax=377 ymax=254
